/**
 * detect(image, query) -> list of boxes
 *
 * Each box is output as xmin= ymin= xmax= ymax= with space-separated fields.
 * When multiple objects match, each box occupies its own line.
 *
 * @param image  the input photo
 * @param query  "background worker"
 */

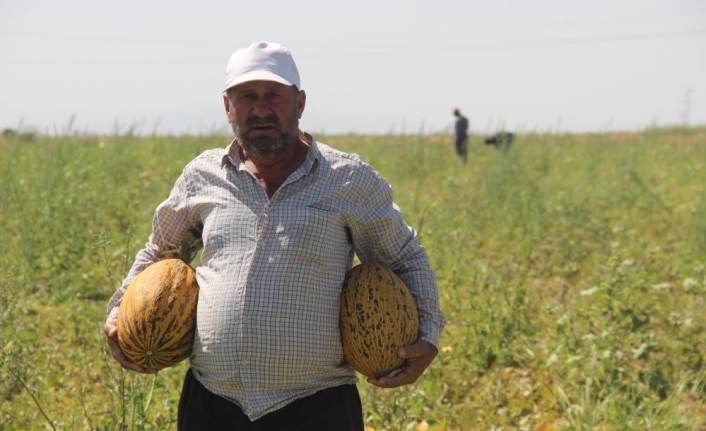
xmin=453 ymin=108 xmax=469 ymax=163
xmin=485 ymin=131 xmax=515 ymax=151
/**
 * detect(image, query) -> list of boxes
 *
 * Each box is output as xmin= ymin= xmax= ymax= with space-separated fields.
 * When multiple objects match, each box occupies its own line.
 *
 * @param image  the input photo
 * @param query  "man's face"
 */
xmin=224 ymin=80 xmax=306 ymax=160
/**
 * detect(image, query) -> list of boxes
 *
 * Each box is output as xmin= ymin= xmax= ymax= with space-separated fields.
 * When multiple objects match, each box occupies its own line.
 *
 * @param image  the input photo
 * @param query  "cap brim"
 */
xmin=223 ymin=71 xmax=294 ymax=92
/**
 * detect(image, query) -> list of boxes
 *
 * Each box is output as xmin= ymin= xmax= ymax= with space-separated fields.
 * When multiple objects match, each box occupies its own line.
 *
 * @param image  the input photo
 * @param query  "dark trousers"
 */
xmin=178 ymin=369 xmax=365 ymax=431
xmin=455 ymin=135 xmax=468 ymax=162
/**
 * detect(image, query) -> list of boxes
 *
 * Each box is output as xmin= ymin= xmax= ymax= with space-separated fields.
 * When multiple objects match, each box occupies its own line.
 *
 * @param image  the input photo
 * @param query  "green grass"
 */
xmin=1 ymin=127 xmax=705 ymax=430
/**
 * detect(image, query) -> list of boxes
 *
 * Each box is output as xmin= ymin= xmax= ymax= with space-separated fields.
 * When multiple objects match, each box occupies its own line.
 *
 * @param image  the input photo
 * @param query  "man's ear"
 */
xmin=223 ymin=93 xmax=232 ymax=122
xmin=296 ymin=90 xmax=306 ymax=119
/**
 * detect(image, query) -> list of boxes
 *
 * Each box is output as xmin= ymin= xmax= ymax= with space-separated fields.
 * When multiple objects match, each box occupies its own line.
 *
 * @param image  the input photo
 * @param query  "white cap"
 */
xmin=224 ymin=41 xmax=300 ymax=92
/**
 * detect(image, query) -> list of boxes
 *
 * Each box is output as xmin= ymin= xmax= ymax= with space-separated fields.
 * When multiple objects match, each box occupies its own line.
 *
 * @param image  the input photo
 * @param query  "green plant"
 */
xmin=1 ymin=128 xmax=705 ymax=430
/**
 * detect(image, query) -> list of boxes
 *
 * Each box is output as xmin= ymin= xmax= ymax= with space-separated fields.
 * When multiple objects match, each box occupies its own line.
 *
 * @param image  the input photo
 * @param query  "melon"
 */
xmin=340 ymin=263 xmax=419 ymax=378
xmin=117 ymin=258 xmax=199 ymax=372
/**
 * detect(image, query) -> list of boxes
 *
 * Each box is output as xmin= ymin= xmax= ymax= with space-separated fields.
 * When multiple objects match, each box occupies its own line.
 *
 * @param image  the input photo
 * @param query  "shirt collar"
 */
xmin=300 ymin=132 xmax=320 ymax=174
xmin=220 ymin=132 xmax=320 ymax=174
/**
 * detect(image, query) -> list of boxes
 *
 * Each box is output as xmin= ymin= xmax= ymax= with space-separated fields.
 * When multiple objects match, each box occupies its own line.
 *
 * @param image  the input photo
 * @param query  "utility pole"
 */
xmin=681 ymin=88 xmax=693 ymax=126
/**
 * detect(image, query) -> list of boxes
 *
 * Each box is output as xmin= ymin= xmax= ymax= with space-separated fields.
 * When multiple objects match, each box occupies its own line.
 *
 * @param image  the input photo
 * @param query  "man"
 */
xmin=104 ymin=41 xmax=446 ymax=431
xmin=452 ymin=108 xmax=469 ymax=163
xmin=485 ymin=131 xmax=514 ymax=151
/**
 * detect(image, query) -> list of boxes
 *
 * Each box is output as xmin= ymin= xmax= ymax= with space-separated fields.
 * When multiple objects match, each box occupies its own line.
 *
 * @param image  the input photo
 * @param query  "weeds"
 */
xmin=1 ymin=128 xmax=705 ymax=430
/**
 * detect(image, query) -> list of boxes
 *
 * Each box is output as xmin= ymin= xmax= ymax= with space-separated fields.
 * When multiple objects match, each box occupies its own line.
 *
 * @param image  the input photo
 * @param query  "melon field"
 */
xmin=1 ymin=127 xmax=705 ymax=430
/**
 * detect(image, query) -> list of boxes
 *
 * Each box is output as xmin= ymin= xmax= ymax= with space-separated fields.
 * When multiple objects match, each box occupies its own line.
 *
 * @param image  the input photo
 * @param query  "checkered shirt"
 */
xmin=107 ymin=135 xmax=446 ymax=420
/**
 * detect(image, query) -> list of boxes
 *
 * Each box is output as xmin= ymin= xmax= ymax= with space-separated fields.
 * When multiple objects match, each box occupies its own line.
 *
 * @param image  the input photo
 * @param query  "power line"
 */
xmin=1 ymin=28 xmax=705 ymax=50
xmin=2 ymin=6 xmax=706 ymax=46
xmin=495 ymin=30 xmax=706 ymax=49
xmin=302 ymin=30 xmax=706 ymax=58
xmin=0 ymin=30 xmax=704 ymax=65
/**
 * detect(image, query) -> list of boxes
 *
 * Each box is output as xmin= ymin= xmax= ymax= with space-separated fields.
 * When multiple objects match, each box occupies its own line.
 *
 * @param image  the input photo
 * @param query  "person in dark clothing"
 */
xmin=485 ymin=131 xmax=514 ymax=151
xmin=452 ymin=108 xmax=469 ymax=163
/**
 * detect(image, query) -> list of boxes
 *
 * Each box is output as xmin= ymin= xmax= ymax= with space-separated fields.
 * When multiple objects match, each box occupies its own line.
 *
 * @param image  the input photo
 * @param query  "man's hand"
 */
xmin=367 ymin=339 xmax=438 ymax=388
xmin=103 ymin=319 xmax=156 ymax=374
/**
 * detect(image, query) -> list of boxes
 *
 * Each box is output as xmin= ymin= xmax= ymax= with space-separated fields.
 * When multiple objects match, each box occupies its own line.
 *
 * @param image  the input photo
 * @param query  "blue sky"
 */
xmin=1 ymin=0 xmax=705 ymax=135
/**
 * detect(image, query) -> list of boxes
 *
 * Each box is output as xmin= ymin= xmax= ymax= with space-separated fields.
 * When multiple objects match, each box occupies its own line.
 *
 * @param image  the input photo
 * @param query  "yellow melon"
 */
xmin=117 ymin=258 xmax=199 ymax=372
xmin=340 ymin=263 xmax=419 ymax=378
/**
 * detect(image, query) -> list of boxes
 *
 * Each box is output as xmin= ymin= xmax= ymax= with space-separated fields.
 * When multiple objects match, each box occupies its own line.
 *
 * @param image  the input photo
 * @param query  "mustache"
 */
xmin=247 ymin=116 xmax=280 ymax=127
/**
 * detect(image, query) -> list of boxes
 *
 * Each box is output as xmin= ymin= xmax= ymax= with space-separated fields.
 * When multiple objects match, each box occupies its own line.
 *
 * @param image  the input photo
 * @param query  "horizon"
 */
xmin=4 ymin=122 xmax=704 ymax=140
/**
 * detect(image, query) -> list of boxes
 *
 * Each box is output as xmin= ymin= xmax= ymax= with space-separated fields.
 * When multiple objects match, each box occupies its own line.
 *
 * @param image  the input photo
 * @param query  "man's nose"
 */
xmin=252 ymin=98 xmax=272 ymax=117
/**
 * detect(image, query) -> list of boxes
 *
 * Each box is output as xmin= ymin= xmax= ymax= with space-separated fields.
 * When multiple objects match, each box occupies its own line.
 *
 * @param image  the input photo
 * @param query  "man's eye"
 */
xmin=238 ymin=94 xmax=256 ymax=102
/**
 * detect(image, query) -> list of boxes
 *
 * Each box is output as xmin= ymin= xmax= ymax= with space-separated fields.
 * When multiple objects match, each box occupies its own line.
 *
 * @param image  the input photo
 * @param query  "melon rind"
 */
xmin=340 ymin=263 xmax=419 ymax=378
xmin=117 ymin=258 xmax=199 ymax=372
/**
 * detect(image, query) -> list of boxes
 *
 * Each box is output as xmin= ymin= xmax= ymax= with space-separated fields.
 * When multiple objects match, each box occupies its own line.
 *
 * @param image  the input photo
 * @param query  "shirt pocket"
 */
xmin=282 ymin=206 xmax=351 ymax=266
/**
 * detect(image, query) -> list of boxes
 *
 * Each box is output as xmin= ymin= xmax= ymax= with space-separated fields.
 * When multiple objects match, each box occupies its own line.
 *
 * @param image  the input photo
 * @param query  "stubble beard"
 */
xmin=232 ymin=115 xmax=300 ymax=161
